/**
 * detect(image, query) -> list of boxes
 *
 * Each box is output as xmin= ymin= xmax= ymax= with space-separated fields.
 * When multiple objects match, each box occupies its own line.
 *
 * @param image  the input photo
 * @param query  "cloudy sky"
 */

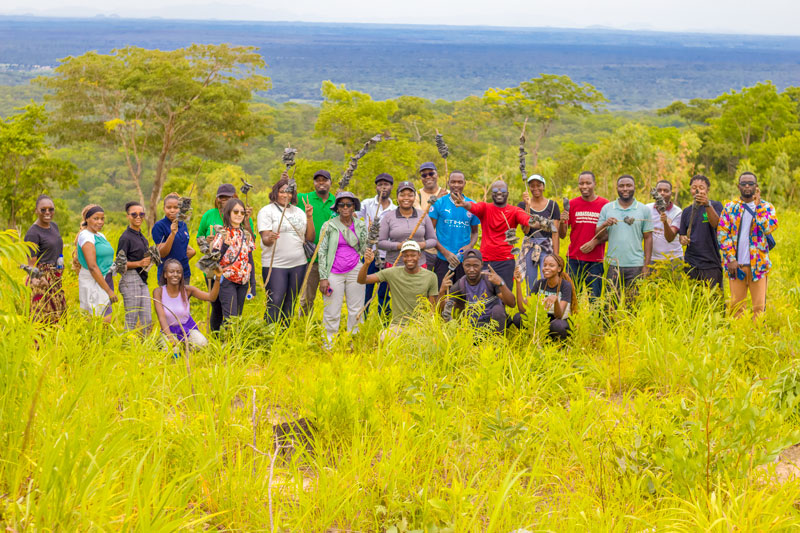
xmin=2 ymin=0 xmax=798 ymax=36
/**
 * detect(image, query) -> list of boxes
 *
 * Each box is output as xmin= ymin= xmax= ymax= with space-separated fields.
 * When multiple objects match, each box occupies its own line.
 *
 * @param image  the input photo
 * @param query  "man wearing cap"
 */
xmin=297 ymin=170 xmax=337 ymax=314
xmin=451 ymin=179 xmax=531 ymax=288
xmin=357 ymin=173 xmax=397 ymax=315
xmin=414 ymin=162 xmax=448 ymax=270
xmin=429 ymin=171 xmax=480 ymax=286
xmin=358 ymin=240 xmax=439 ymax=335
xmin=439 ymin=249 xmax=516 ymax=333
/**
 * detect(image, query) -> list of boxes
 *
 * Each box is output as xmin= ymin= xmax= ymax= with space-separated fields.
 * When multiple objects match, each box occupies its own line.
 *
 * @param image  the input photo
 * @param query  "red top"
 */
xmin=566 ymin=196 xmax=609 ymax=262
xmin=470 ymin=201 xmax=529 ymax=261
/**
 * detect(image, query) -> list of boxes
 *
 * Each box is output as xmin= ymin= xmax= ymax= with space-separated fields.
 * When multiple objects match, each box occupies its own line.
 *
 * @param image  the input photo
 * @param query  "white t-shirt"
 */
xmin=647 ymin=203 xmax=683 ymax=261
xmin=256 ymin=203 xmax=308 ymax=268
xmin=737 ymin=202 xmax=756 ymax=265
xmin=76 ymin=229 xmax=103 ymax=248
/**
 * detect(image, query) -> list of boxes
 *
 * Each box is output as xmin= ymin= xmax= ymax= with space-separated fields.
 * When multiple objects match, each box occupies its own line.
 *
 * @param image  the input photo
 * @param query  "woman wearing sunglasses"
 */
xmin=210 ymin=198 xmax=256 ymax=325
xmin=24 ymin=194 xmax=67 ymax=323
xmin=116 ymin=201 xmax=153 ymax=333
xmin=317 ymin=192 xmax=367 ymax=342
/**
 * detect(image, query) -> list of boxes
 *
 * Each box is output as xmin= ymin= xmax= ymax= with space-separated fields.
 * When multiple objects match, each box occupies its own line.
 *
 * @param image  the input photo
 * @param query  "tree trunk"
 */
xmin=148 ymin=119 xmax=174 ymax=228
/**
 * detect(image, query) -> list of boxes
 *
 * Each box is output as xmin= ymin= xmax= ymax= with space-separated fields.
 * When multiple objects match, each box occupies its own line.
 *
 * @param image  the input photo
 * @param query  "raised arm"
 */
xmin=357 ymin=248 xmax=382 ymax=285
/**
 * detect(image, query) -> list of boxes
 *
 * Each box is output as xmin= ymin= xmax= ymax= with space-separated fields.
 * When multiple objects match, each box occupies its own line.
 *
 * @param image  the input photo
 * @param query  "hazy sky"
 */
xmin=2 ymin=0 xmax=799 ymax=36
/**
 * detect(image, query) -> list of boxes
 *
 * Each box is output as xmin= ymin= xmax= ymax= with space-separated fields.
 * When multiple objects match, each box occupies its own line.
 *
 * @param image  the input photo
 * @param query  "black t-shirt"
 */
xmin=678 ymin=201 xmax=724 ymax=270
xmin=517 ymin=199 xmax=560 ymax=240
xmin=531 ymin=277 xmax=573 ymax=317
xmin=24 ymin=222 xmax=63 ymax=265
xmin=117 ymin=227 xmax=151 ymax=283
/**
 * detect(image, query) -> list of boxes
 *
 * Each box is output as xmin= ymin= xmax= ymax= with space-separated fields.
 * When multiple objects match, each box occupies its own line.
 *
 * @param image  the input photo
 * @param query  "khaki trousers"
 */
xmin=321 ymin=267 xmax=366 ymax=341
xmin=728 ymin=266 xmax=767 ymax=317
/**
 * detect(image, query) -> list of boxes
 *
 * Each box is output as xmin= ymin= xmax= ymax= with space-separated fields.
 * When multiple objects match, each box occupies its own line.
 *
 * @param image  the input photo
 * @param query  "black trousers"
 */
xmin=263 ymin=264 xmax=306 ymax=324
xmin=434 ymin=257 xmax=465 ymax=288
xmin=486 ymin=259 xmax=515 ymax=289
xmin=218 ymin=277 xmax=248 ymax=323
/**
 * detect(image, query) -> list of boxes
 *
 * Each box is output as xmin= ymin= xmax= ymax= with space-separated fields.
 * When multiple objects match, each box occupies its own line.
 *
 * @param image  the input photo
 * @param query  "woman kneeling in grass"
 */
xmin=513 ymin=253 xmax=576 ymax=340
xmin=154 ymin=259 xmax=221 ymax=350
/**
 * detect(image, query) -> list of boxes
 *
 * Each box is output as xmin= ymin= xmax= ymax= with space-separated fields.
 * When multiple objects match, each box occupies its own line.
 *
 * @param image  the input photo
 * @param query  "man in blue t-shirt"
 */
xmin=429 ymin=171 xmax=481 ymax=286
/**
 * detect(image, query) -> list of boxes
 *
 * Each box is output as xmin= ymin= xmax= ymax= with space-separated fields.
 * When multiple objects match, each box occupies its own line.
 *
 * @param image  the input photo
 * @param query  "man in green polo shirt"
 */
xmin=596 ymin=174 xmax=653 ymax=305
xmin=297 ymin=170 xmax=337 ymax=314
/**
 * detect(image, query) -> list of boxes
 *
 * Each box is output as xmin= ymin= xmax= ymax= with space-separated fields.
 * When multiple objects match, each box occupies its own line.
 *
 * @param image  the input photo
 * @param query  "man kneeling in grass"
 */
xmin=438 ymin=249 xmax=516 ymax=333
xmin=358 ymin=241 xmax=439 ymax=337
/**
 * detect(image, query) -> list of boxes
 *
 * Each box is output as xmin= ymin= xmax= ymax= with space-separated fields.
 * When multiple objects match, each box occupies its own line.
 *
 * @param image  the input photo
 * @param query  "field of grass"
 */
xmin=2 ymin=212 xmax=800 ymax=531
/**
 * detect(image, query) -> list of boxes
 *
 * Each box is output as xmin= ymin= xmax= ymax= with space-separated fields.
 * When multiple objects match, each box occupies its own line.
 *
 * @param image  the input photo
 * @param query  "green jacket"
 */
xmin=318 ymin=217 xmax=368 ymax=280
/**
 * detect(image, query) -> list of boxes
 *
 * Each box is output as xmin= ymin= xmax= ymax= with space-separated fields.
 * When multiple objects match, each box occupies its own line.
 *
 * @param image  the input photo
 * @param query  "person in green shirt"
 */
xmin=297 ymin=170 xmax=336 ymax=314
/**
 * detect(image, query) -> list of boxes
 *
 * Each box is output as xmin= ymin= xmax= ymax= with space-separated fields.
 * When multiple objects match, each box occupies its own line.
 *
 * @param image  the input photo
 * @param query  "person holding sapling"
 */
xmin=152 ymin=193 xmax=195 ymax=286
xmin=558 ymin=171 xmax=608 ymax=300
xmin=678 ymin=175 xmax=724 ymax=294
xmin=512 ymin=254 xmax=576 ymax=340
xmin=646 ymin=180 xmax=683 ymax=266
xmin=438 ymin=249 xmax=515 ymax=333
xmin=211 ymin=199 xmax=256 ymax=326
xmin=24 ymin=194 xmax=67 ymax=324
xmin=317 ymin=192 xmax=368 ymax=342
xmin=357 ymin=173 xmax=396 ymax=316
xmin=117 ymin=201 xmax=153 ymax=333
xmin=378 ymin=181 xmax=437 ymax=269
xmin=75 ymin=204 xmax=118 ymax=321
xmin=154 ymin=259 xmax=222 ymax=351
xmin=429 ymin=170 xmax=480 ymax=287
xmin=297 ymin=169 xmax=337 ymax=315
xmin=451 ymin=179 xmax=530 ymax=288
xmin=258 ymin=176 xmax=315 ymax=324
xmin=414 ymin=162 xmax=448 ymax=270
xmin=717 ymin=171 xmax=778 ymax=318
xmin=358 ymin=241 xmax=439 ymax=337
xmin=595 ymin=174 xmax=653 ymax=306
xmin=518 ymin=174 xmax=560 ymax=290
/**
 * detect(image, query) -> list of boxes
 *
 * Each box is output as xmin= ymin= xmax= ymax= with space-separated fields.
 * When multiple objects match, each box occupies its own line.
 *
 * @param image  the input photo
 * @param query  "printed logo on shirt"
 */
xmin=575 ymin=211 xmax=600 ymax=224
xmin=702 ymin=212 xmax=709 ymax=223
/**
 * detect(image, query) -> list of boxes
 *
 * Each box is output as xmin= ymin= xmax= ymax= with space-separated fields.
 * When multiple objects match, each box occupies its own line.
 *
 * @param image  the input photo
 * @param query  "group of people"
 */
xmin=22 ymin=163 xmax=778 ymax=348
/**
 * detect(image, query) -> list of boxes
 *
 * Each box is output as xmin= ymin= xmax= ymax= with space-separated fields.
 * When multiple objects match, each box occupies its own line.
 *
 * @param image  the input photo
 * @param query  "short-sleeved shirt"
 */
xmin=517 ymin=199 xmax=560 ymax=241
xmin=597 ymin=199 xmax=654 ymax=268
xmin=375 ymin=266 xmax=439 ymax=326
xmin=117 ymin=226 xmax=150 ymax=283
xmin=451 ymin=276 xmax=503 ymax=322
xmin=24 ymin=222 xmax=63 ymax=265
xmin=297 ymin=190 xmax=336 ymax=249
xmin=468 ymin=202 xmax=529 ymax=261
xmin=531 ymin=278 xmax=572 ymax=319
xmin=429 ymin=193 xmax=480 ymax=259
xmin=256 ymin=203 xmax=308 ymax=269
xmin=76 ymin=230 xmax=115 ymax=275
xmin=679 ymin=201 xmax=724 ymax=270
xmin=152 ymin=217 xmax=191 ymax=281
xmin=566 ymin=196 xmax=609 ymax=262
xmin=646 ymin=202 xmax=683 ymax=261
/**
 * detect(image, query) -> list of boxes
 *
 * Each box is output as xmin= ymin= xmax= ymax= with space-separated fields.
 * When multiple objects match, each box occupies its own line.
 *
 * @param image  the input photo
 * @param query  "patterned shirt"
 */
xmin=717 ymin=199 xmax=778 ymax=281
xmin=212 ymin=227 xmax=255 ymax=284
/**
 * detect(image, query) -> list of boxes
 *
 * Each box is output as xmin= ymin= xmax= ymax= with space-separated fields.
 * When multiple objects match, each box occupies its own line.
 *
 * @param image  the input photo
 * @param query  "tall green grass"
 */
xmin=2 ymin=213 xmax=800 ymax=531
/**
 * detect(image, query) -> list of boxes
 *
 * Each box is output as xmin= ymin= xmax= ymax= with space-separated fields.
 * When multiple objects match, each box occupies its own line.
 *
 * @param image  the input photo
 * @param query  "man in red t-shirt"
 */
xmin=558 ymin=170 xmax=609 ymax=299
xmin=452 ymin=180 xmax=530 ymax=288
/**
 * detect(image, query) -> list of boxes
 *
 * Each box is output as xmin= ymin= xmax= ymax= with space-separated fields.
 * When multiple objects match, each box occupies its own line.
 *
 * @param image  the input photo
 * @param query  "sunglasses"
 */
xmin=129 ymin=212 xmax=146 ymax=218
xmin=492 ymin=188 xmax=508 ymax=194
xmin=39 ymin=207 xmax=55 ymax=213
xmin=420 ymin=171 xmax=435 ymax=178
xmin=739 ymin=181 xmax=757 ymax=187
xmin=338 ymin=202 xmax=355 ymax=208
xmin=231 ymin=209 xmax=245 ymax=215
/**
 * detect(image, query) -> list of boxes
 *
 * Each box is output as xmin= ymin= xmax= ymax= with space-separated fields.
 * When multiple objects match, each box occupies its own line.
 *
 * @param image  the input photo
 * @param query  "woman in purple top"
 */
xmin=317 ymin=192 xmax=368 ymax=343
xmin=378 ymin=181 xmax=437 ymax=268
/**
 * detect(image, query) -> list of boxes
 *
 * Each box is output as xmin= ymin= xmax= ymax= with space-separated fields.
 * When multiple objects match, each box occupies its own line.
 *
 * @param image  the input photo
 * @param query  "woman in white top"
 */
xmin=257 ymin=176 xmax=314 ymax=323
xmin=74 ymin=204 xmax=118 ymax=321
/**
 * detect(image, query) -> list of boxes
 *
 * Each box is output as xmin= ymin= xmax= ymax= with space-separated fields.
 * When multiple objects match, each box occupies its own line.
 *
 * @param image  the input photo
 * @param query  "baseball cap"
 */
xmin=396 ymin=180 xmax=416 ymax=193
xmin=313 ymin=170 xmax=332 ymax=181
xmin=375 ymin=173 xmax=394 ymax=185
xmin=462 ymin=249 xmax=482 ymax=262
xmin=418 ymin=162 xmax=437 ymax=172
xmin=400 ymin=241 xmax=421 ymax=253
xmin=216 ymin=183 xmax=236 ymax=197
xmin=526 ymin=174 xmax=546 ymax=185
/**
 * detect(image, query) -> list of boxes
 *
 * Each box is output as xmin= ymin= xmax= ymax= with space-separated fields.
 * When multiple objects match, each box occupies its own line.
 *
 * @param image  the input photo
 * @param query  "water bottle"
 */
xmin=56 ymin=254 xmax=64 ymax=271
xmin=448 ymin=251 xmax=463 ymax=272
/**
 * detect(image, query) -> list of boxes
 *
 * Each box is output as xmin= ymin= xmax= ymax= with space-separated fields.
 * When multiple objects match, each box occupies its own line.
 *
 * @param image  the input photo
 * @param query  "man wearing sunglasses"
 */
xmin=116 ymin=201 xmax=154 ymax=333
xmin=414 ymin=162 xmax=448 ymax=271
xmin=717 ymin=172 xmax=778 ymax=318
xmin=451 ymin=179 xmax=530 ymax=288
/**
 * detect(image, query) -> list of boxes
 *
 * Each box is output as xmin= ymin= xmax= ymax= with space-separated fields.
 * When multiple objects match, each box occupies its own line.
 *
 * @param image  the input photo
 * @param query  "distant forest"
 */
xmin=1 ymin=16 xmax=800 ymax=109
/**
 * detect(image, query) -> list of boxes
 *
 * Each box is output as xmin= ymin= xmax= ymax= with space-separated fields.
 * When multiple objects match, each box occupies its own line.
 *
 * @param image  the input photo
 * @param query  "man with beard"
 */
xmin=717 ymin=172 xmax=778 ymax=318
xmin=646 ymin=179 xmax=683 ymax=265
xmin=678 ymin=175 xmax=724 ymax=294
xmin=414 ymin=162 xmax=448 ymax=270
xmin=429 ymin=171 xmax=480 ymax=286
xmin=297 ymin=170 xmax=336 ymax=314
xmin=357 ymin=173 xmax=396 ymax=315
xmin=451 ymin=179 xmax=530 ymax=288
xmin=558 ymin=171 xmax=608 ymax=299
xmin=596 ymin=174 xmax=653 ymax=302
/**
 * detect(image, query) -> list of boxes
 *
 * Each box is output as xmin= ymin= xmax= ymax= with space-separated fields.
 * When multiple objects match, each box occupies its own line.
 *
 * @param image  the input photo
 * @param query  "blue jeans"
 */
xmin=364 ymin=259 xmax=390 ymax=317
xmin=567 ymin=259 xmax=604 ymax=300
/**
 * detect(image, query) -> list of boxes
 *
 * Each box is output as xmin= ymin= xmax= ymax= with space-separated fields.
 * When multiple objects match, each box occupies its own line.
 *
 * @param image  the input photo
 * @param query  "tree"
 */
xmin=39 ymin=44 xmax=271 ymax=227
xmin=314 ymin=81 xmax=397 ymax=151
xmin=0 ymin=104 xmax=77 ymax=229
xmin=483 ymin=74 xmax=607 ymax=168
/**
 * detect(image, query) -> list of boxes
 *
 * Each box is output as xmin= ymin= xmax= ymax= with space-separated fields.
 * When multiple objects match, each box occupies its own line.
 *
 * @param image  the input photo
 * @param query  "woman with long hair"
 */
xmin=257 ymin=176 xmax=314 ymax=324
xmin=75 ymin=204 xmax=118 ymax=321
xmin=210 ymin=198 xmax=256 ymax=325
xmin=514 ymin=253 xmax=575 ymax=340
xmin=24 ymin=194 xmax=67 ymax=323
xmin=153 ymin=259 xmax=221 ymax=350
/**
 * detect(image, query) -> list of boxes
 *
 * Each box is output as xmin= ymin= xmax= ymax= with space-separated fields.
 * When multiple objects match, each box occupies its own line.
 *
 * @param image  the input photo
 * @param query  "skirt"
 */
xmin=29 ymin=264 xmax=67 ymax=324
xmin=78 ymin=269 xmax=114 ymax=317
